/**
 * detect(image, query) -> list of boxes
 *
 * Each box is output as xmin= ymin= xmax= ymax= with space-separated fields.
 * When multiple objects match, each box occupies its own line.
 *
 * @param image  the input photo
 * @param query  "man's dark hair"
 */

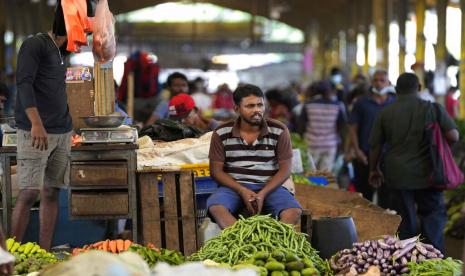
xmin=233 ymin=84 xmax=264 ymax=105
xmin=396 ymin=73 xmax=420 ymax=94
xmin=330 ymin=67 xmax=341 ymax=76
xmin=52 ymin=0 xmax=67 ymax=36
xmin=167 ymin=72 xmax=188 ymax=87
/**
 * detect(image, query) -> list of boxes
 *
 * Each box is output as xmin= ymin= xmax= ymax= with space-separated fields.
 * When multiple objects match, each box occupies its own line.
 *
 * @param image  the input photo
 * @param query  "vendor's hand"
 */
xmin=368 ymin=170 xmax=383 ymax=188
xmin=31 ymin=124 xmax=48 ymax=151
xmin=239 ymin=187 xmax=258 ymax=215
xmin=355 ymin=149 xmax=368 ymax=165
xmin=0 ymin=262 xmax=12 ymax=276
xmin=253 ymin=191 xmax=267 ymax=214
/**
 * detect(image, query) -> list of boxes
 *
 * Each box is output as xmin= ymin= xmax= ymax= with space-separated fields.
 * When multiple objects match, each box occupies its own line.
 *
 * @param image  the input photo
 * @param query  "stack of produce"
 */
xmin=329 ymin=236 xmax=444 ymax=275
xmin=235 ymin=250 xmax=322 ymax=276
xmin=404 ymin=257 xmax=463 ymax=276
xmin=128 ymin=245 xmax=185 ymax=267
xmin=292 ymin=174 xmax=318 ymax=186
xmin=71 ymin=239 xmax=133 ymax=255
xmin=444 ymin=184 xmax=465 ymax=239
xmin=6 ymin=238 xmax=58 ymax=275
xmin=290 ymin=133 xmax=311 ymax=173
xmin=189 ymin=215 xmax=331 ymax=275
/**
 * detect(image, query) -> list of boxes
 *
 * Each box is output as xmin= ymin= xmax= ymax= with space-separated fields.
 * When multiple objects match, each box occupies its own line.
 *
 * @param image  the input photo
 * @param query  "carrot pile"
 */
xmin=72 ymin=239 xmax=133 ymax=255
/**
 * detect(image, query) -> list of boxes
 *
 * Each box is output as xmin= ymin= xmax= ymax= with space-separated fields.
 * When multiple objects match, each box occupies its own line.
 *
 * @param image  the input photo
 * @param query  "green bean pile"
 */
xmin=189 ymin=215 xmax=331 ymax=275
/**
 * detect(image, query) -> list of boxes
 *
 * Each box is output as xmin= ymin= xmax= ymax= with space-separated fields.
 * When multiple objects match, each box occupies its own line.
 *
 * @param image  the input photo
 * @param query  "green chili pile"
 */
xmin=405 ymin=257 xmax=463 ymax=276
xmin=189 ymin=215 xmax=331 ymax=275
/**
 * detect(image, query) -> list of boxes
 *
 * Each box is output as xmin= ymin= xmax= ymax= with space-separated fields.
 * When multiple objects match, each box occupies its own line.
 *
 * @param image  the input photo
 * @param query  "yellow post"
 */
xmin=373 ymin=0 xmax=387 ymax=69
xmin=436 ymin=0 xmax=448 ymax=94
xmin=460 ymin=0 xmax=465 ymax=118
xmin=415 ymin=0 xmax=426 ymax=86
xmin=362 ymin=0 xmax=372 ymax=75
xmin=398 ymin=0 xmax=408 ymax=74
xmin=0 ymin=0 xmax=6 ymax=75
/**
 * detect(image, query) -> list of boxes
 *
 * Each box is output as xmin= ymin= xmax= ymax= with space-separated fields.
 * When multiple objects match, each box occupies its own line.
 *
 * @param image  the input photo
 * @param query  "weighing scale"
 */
xmin=2 ymin=131 xmax=16 ymax=147
xmin=80 ymin=127 xmax=138 ymax=144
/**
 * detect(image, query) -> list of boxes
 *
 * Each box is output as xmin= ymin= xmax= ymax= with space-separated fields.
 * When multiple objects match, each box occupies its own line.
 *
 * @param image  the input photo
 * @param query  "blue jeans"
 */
xmin=389 ymin=188 xmax=446 ymax=252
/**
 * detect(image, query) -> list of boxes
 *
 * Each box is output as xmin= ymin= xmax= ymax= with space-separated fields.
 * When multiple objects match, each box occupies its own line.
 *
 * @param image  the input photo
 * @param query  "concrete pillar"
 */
xmin=0 ymin=0 xmax=6 ymax=76
xmin=460 ymin=0 xmax=465 ymax=118
xmin=415 ymin=0 xmax=426 ymax=86
xmin=362 ymin=0 xmax=372 ymax=75
xmin=436 ymin=0 xmax=448 ymax=95
xmin=373 ymin=0 xmax=387 ymax=69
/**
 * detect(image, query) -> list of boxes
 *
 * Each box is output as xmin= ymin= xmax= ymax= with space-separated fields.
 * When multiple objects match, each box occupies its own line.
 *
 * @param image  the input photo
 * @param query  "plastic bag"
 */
xmin=62 ymin=0 xmax=92 ymax=52
xmin=92 ymin=0 xmax=116 ymax=63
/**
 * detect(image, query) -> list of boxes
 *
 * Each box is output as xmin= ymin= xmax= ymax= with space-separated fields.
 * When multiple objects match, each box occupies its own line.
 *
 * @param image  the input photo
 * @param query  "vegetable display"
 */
xmin=292 ymin=174 xmax=317 ymax=186
xmin=71 ymin=239 xmax=134 ymax=255
xmin=188 ymin=215 xmax=331 ymax=275
xmin=329 ymin=236 xmax=444 ymax=275
xmin=404 ymin=257 xmax=463 ymax=276
xmin=235 ymin=249 xmax=322 ymax=276
xmin=6 ymin=238 xmax=58 ymax=275
xmin=128 ymin=245 xmax=185 ymax=267
xmin=290 ymin=133 xmax=311 ymax=173
xmin=444 ymin=184 xmax=465 ymax=239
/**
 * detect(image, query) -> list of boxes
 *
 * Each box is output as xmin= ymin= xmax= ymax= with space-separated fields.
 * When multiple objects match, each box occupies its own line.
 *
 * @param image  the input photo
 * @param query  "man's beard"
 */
xmin=242 ymin=114 xmax=263 ymax=126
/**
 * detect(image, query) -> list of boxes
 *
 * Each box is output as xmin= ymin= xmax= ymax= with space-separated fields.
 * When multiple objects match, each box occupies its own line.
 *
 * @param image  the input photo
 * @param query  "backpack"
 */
xmin=425 ymin=103 xmax=464 ymax=189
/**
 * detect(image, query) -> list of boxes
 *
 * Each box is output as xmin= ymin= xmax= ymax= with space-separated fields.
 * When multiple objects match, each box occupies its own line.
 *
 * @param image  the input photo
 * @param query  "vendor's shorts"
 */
xmin=206 ymin=183 xmax=302 ymax=218
xmin=17 ymin=130 xmax=72 ymax=190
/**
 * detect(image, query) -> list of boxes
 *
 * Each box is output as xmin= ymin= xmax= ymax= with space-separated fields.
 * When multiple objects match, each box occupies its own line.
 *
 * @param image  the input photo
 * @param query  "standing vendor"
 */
xmin=11 ymin=2 xmax=73 ymax=250
xmin=207 ymin=84 xmax=302 ymax=229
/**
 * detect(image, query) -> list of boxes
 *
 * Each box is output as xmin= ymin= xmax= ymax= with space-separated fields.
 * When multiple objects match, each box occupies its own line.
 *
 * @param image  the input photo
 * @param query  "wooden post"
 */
xmin=127 ymin=72 xmax=134 ymax=119
xmin=460 ymin=0 xmax=465 ymax=118
xmin=415 ymin=0 xmax=426 ymax=86
xmin=398 ymin=0 xmax=408 ymax=74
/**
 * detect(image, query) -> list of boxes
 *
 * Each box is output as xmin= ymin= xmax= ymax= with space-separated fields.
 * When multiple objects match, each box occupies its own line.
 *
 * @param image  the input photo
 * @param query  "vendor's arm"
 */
xmin=255 ymin=126 xmax=293 ymax=213
xmin=348 ymin=101 xmax=367 ymax=164
xmin=368 ymin=113 xmax=384 ymax=188
xmin=16 ymin=36 xmax=48 ymax=150
xmin=209 ymin=131 xmax=258 ymax=214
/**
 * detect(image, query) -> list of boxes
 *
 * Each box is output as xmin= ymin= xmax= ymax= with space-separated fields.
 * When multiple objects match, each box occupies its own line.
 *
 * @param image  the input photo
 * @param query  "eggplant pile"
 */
xmin=329 ymin=236 xmax=444 ymax=275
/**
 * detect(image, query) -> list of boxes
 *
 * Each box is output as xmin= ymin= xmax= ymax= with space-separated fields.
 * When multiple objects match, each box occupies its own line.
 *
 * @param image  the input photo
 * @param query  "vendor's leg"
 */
xmin=389 ymin=189 xmax=417 ymax=240
xmin=40 ymin=132 xmax=71 ymax=250
xmin=39 ymin=187 xmax=59 ymax=250
xmin=416 ymin=188 xmax=446 ymax=253
xmin=318 ymin=147 xmax=337 ymax=172
xmin=353 ymin=160 xmax=374 ymax=201
xmin=263 ymin=186 xmax=302 ymax=224
xmin=206 ymin=186 xmax=243 ymax=229
xmin=280 ymin=208 xmax=302 ymax=225
xmin=11 ymin=189 xmax=39 ymax=241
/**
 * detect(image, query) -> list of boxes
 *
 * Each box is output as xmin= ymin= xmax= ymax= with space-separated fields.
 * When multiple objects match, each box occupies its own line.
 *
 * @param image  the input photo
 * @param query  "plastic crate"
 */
xmin=308 ymin=176 xmax=329 ymax=186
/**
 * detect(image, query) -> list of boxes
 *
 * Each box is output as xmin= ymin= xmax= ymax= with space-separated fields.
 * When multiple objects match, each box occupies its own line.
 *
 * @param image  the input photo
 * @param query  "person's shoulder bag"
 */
xmin=426 ymin=103 xmax=464 ymax=189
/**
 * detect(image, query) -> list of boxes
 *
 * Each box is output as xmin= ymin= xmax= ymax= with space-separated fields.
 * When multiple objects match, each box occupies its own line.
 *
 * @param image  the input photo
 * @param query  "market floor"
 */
xmin=445 ymin=235 xmax=464 ymax=259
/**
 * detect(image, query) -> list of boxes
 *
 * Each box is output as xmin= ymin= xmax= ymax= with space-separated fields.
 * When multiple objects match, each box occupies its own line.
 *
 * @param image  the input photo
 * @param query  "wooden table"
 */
xmin=137 ymin=167 xmax=198 ymax=255
xmin=0 ymin=146 xmax=16 ymax=235
xmin=70 ymin=144 xmax=138 ymax=242
xmin=0 ymin=144 xmax=139 ymax=242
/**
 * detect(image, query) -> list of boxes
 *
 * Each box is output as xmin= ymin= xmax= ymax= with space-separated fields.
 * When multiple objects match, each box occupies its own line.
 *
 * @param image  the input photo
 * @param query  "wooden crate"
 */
xmin=295 ymin=184 xmax=401 ymax=241
xmin=70 ymin=161 xmax=128 ymax=187
xmin=138 ymin=171 xmax=198 ymax=255
xmin=70 ymin=191 xmax=128 ymax=216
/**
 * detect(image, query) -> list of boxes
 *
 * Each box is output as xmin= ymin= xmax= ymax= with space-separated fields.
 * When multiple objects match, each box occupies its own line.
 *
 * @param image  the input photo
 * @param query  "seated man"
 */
xmin=207 ymin=84 xmax=302 ymax=229
xmin=168 ymin=93 xmax=218 ymax=131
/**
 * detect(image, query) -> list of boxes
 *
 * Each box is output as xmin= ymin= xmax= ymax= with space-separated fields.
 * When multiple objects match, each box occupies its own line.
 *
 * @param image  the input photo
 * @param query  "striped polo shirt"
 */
xmin=302 ymin=98 xmax=347 ymax=148
xmin=209 ymin=117 xmax=293 ymax=185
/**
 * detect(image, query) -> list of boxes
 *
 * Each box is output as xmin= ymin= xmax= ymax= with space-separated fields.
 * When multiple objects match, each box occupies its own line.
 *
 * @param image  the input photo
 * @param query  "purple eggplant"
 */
xmin=400 ymin=267 xmax=410 ymax=274
xmin=398 ymin=236 xmax=419 ymax=248
xmin=383 ymin=250 xmax=391 ymax=259
xmin=380 ymin=258 xmax=386 ymax=264
xmin=426 ymin=252 xmax=438 ymax=259
xmin=418 ymin=255 xmax=426 ymax=262
xmin=361 ymin=252 xmax=369 ymax=259
xmin=357 ymin=259 xmax=366 ymax=265
xmin=406 ymin=252 xmax=412 ymax=258
xmin=415 ymin=243 xmax=428 ymax=255
xmin=376 ymin=248 xmax=384 ymax=259
xmin=392 ymin=242 xmax=416 ymax=260
xmin=383 ymin=268 xmax=389 ymax=273
xmin=390 ymin=269 xmax=397 ymax=274
xmin=411 ymin=255 xmax=417 ymax=263
xmin=373 ymin=259 xmax=379 ymax=265
xmin=378 ymin=240 xmax=391 ymax=249
xmin=385 ymin=236 xmax=397 ymax=245
xmin=361 ymin=246 xmax=367 ymax=252
xmin=353 ymin=242 xmax=363 ymax=247
xmin=367 ymin=257 xmax=374 ymax=264
xmin=367 ymin=247 xmax=374 ymax=256
xmin=371 ymin=240 xmax=378 ymax=249
xmin=401 ymin=257 xmax=408 ymax=266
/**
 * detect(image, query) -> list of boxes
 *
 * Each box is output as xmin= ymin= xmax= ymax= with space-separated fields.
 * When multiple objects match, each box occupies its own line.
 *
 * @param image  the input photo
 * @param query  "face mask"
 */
xmin=331 ymin=74 xmax=342 ymax=84
xmin=372 ymin=86 xmax=395 ymax=95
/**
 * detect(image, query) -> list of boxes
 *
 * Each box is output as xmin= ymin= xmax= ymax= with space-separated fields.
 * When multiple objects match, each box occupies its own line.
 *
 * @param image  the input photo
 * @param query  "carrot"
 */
xmin=116 ymin=239 xmax=124 ymax=253
xmin=109 ymin=240 xmax=117 ymax=253
xmin=102 ymin=239 xmax=109 ymax=252
xmin=72 ymin=248 xmax=81 ymax=256
xmin=123 ymin=240 xmax=132 ymax=251
xmin=92 ymin=241 xmax=104 ymax=248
